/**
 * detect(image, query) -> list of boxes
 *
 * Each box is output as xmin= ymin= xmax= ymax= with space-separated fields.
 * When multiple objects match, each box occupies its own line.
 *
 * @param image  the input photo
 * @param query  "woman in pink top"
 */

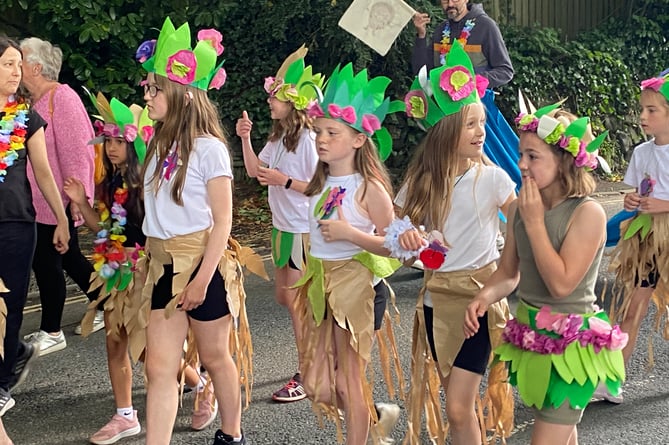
xmin=19 ymin=37 xmax=99 ymax=356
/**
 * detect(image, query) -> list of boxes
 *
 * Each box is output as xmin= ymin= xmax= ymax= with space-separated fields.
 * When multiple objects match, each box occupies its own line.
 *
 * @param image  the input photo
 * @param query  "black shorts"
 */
xmin=373 ymin=280 xmax=389 ymax=331
xmin=150 ymin=263 xmax=231 ymax=322
xmin=424 ymin=306 xmax=490 ymax=375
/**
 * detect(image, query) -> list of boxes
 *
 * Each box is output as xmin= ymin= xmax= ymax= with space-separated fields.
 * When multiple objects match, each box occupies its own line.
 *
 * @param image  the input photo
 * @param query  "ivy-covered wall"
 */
xmin=2 ymin=0 xmax=667 ymax=174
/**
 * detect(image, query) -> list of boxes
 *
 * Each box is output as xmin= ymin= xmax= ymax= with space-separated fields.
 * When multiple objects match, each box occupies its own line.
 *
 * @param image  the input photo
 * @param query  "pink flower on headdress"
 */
xmin=475 ymin=74 xmax=489 ymax=98
xmin=209 ymin=67 xmax=227 ymax=90
xmin=166 ymin=50 xmax=197 ymax=85
xmin=264 ymin=76 xmax=283 ymax=95
xmin=515 ymin=114 xmax=539 ymax=132
xmin=95 ymin=121 xmax=122 ymax=139
xmin=574 ymin=144 xmax=589 ymax=168
xmin=306 ymin=101 xmax=325 ymax=118
xmin=123 ymin=124 xmax=138 ymax=143
xmin=405 ymin=90 xmax=427 ymax=119
xmin=328 ymin=104 xmax=357 ymax=124
xmin=197 ymin=29 xmax=224 ymax=56
xmin=361 ymin=114 xmax=381 ymax=135
xmin=141 ymin=125 xmax=153 ymax=144
xmin=641 ymin=77 xmax=665 ymax=92
xmin=136 ymin=40 xmax=156 ymax=63
xmin=439 ymin=66 xmax=474 ymax=101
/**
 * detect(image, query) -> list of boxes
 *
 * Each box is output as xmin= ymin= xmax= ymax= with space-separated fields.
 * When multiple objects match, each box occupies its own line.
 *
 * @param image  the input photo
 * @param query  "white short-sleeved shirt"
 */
xmin=258 ymin=129 xmax=318 ymax=233
xmin=143 ymin=137 xmax=233 ymax=240
xmin=396 ymin=163 xmax=515 ymax=272
xmin=624 ymin=139 xmax=669 ymax=200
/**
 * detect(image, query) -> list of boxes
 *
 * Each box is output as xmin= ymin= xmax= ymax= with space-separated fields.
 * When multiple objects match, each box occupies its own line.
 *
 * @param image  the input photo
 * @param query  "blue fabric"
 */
xmin=606 ymin=209 xmax=637 ymax=247
xmin=482 ymin=89 xmax=521 ymax=192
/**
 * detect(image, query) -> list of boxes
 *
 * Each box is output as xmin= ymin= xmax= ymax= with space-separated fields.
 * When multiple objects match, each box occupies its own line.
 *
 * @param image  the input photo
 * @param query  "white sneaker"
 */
xmin=24 ymin=330 xmax=67 ymax=356
xmin=74 ymin=310 xmax=105 ymax=335
xmin=373 ymin=403 xmax=400 ymax=444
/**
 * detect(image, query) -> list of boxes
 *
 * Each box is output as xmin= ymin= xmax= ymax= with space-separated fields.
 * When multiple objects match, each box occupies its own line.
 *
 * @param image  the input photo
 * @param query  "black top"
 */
xmin=0 ymin=108 xmax=47 ymax=223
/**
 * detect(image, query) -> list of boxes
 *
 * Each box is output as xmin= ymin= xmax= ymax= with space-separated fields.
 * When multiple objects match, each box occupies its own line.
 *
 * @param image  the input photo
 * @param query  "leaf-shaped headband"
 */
xmin=264 ymin=45 xmax=325 ymax=111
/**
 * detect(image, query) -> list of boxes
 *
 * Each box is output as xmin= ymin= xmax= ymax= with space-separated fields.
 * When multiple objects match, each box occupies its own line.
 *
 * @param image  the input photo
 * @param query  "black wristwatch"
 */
xmin=285 ymin=177 xmax=293 ymax=189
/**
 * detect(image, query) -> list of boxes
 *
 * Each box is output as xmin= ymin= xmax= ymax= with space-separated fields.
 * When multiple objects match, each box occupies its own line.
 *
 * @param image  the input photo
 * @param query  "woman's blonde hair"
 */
xmin=540 ymin=109 xmax=597 ymax=198
xmin=304 ymin=126 xmax=392 ymax=200
xmin=268 ymin=107 xmax=312 ymax=153
xmin=143 ymin=74 xmax=228 ymax=205
xmin=399 ymin=103 xmax=483 ymax=230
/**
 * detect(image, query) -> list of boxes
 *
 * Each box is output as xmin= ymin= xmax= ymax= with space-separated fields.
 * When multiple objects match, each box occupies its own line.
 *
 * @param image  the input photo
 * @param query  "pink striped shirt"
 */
xmin=27 ymin=83 xmax=95 ymax=225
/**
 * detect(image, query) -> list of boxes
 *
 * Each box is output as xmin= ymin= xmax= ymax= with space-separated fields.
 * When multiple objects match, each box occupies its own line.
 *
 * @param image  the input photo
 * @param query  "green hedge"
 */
xmin=2 ymin=0 xmax=667 ymax=174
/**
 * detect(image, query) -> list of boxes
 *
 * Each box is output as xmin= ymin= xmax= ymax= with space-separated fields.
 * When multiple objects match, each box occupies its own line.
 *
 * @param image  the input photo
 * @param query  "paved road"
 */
xmin=9 ymin=190 xmax=669 ymax=444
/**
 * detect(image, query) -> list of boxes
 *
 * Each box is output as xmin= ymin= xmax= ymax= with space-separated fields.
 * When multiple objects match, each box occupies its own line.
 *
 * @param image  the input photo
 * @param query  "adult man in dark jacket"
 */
xmin=412 ymin=0 xmax=513 ymax=88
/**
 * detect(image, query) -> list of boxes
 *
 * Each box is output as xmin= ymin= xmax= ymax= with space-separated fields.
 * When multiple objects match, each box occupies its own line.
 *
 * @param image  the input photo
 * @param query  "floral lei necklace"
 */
xmin=93 ymin=179 xmax=144 ymax=291
xmin=439 ymin=18 xmax=476 ymax=65
xmin=0 ymin=95 xmax=29 ymax=183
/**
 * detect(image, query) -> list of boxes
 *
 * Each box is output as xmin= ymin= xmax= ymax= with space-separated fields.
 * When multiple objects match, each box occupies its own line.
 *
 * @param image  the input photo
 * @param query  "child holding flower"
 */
xmin=389 ymin=41 xmax=515 ymax=445
xmin=464 ymin=99 xmax=627 ymax=444
xmin=64 ymin=92 xmax=151 ymax=444
xmin=595 ymin=69 xmax=669 ymax=403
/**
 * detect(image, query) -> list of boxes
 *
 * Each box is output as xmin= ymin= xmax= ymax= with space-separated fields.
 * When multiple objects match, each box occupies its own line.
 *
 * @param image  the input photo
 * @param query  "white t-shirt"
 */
xmin=258 ymin=129 xmax=318 ymax=233
xmin=396 ymin=163 xmax=515 ymax=272
xmin=143 ymin=137 xmax=233 ymax=240
xmin=624 ymin=139 xmax=669 ymax=200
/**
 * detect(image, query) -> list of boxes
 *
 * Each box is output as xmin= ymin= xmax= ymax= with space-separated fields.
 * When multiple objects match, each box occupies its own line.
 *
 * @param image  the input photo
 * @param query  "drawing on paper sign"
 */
xmin=338 ymin=0 xmax=416 ymax=56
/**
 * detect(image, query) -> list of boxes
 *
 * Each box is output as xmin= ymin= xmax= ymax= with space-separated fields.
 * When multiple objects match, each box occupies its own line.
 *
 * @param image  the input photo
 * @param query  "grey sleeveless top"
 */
xmin=514 ymin=197 xmax=603 ymax=314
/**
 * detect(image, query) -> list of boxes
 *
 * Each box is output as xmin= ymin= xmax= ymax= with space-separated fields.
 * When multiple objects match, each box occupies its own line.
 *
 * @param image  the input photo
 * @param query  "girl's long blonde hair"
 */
xmin=143 ymin=74 xmax=228 ymax=205
xmin=304 ymin=129 xmax=393 ymax=201
xmin=399 ymin=103 xmax=482 ymax=230
xmin=268 ymin=107 xmax=312 ymax=153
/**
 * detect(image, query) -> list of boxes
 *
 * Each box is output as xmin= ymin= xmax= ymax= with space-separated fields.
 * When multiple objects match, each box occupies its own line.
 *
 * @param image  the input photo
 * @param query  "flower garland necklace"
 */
xmin=439 ymin=18 xmax=476 ymax=65
xmin=0 ymin=96 xmax=29 ymax=182
xmin=93 ymin=179 xmax=144 ymax=291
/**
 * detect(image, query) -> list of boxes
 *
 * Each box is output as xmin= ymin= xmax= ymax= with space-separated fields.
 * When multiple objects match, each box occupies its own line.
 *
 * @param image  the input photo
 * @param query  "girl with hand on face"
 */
xmin=464 ymin=101 xmax=627 ymax=445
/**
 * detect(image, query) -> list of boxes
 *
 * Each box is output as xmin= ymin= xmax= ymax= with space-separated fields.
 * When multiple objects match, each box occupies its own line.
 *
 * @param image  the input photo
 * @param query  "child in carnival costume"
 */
xmin=135 ymin=17 xmax=267 ymax=445
xmin=597 ymin=69 xmax=669 ymax=402
xmin=63 ymin=91 xmax=151 ymax=443
xmin=388 ymin=40 xmax=515 ymax=444
xmin=464 ymin=96 xmax=627 ymax=444
xmin=294 ymin=63 xmax=405 ymax=444
xmin=236 ymin=45 xmax=322 ymax=403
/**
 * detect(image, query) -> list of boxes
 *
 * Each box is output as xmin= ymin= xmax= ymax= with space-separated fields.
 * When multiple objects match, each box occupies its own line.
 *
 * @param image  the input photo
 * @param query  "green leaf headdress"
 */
xmin=404 ymin=40 xmax=489 ymax=130
xmin=515 ymin=93 xmax=609 ymax=172
xmin=306 ymin=63 xmax=404 ymax=161
xmin=264 ymin=45 xmax=325 ymax=111
xmin=640 ymin=68 xmax=669 ymax=102
xmin=136 ymin=17 xmax=227 ymax=91
xmin=84 ymin=87 xmax=153 ymax=164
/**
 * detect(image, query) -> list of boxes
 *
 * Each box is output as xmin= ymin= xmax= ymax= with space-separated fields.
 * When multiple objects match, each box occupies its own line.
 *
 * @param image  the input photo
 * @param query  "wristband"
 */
xmin=285 ymin=177 xmax=293 ymax=189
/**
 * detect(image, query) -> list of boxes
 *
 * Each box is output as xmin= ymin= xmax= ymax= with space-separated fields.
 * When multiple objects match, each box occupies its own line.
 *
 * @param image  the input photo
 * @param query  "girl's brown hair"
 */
xmin=268 ymin=106 xmax=312 ymax=153
xmin=399 ymin=103 xmax=483 ymax=230
xmin=304 ymin=125 xmax=392 ymax=200
xmin=143 ymin=74 xmax=229 ymax=205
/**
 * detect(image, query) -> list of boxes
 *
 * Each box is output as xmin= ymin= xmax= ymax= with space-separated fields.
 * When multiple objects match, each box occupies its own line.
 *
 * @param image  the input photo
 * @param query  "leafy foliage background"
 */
xmin=1 ymin=0 xmax=667 ymax=174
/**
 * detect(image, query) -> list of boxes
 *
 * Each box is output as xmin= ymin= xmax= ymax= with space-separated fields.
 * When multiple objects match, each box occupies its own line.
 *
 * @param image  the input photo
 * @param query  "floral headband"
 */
xmin=84 ymin=88 xmax=152 ymax=164
xmin=263 ymin=45 xmax=324 ymax=111
xmin=515 ymin=101 xmax=608 ymax=171
xmin=136 ymin=17 xmax=227 ymax=91
xmin=404 ymin=40 xmax=488 ymax=130
xmin=640 ymin=68 xmax=669 ymax=102
xmin=306 ymin=63 xmax=404 ymax=161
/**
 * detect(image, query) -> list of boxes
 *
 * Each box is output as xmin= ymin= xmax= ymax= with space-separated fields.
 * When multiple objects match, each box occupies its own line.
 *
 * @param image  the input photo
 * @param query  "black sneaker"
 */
xmin=0 ymin=388 xmax=15 ymax=417
xmin=9 ymin=341 xmax=39 ymax=391
xmin=213 ymin=429 xmax=246 ymax=445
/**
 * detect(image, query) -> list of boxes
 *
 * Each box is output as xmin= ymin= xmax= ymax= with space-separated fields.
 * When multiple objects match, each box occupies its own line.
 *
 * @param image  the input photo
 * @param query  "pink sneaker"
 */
xmin=192 ymin=383 xmax=218 ymax=431
xmin=90 ymin=411 xmax=141 ymax=444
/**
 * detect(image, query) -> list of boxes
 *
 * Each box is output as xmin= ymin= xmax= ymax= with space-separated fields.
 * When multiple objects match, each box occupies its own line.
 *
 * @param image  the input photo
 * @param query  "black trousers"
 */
xmin=0 ymin=222 xmax=36 ymax=390
xmin=31 ymin=205 xmax=99 ymax=333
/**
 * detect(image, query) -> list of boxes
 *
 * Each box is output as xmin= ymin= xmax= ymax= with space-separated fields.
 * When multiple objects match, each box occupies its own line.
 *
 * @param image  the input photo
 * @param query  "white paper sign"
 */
xmin=338 ymin=0 xmax=416 ymax=56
